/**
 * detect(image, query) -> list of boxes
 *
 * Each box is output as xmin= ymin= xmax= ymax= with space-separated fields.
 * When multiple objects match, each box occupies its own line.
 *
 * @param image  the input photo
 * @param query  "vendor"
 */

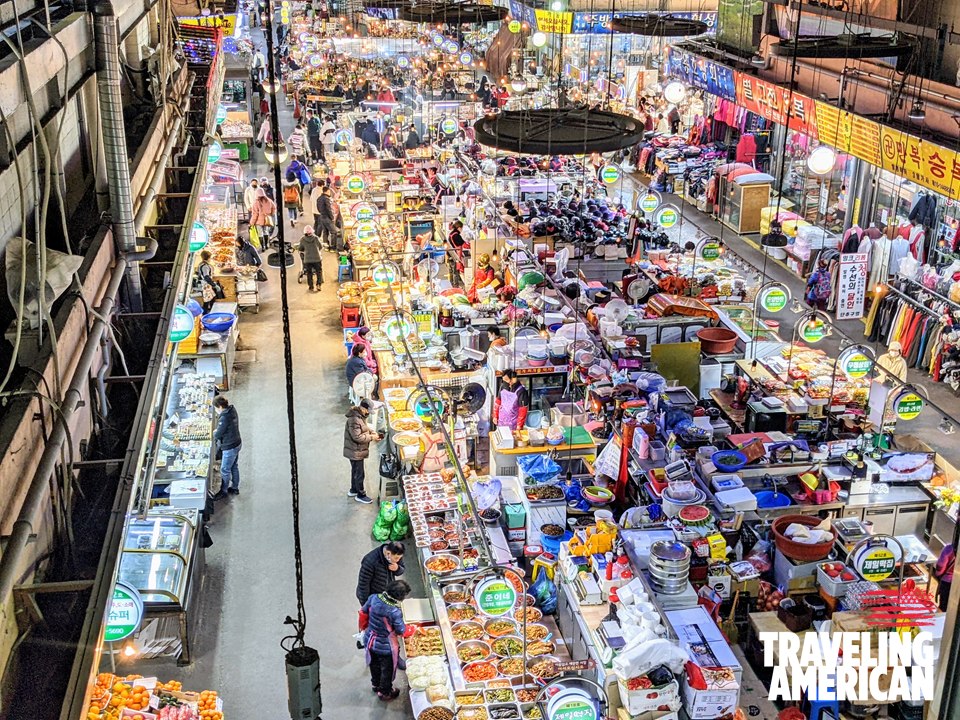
xmin=486 ymin=327 xmax=507 ymax=349
xmin=493 ymin=369 xmax=529 ymax=430
xmin=467 ymin=253 xmax=498 ymax=302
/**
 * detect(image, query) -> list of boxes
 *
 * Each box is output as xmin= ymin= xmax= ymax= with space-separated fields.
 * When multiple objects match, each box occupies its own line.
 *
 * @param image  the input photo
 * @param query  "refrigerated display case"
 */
xmin=117 ymin=508 xmax=205 ymax=664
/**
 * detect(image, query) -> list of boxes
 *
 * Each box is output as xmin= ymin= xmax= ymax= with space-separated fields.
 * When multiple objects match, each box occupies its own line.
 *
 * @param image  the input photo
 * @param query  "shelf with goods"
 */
xmin=84 ymin=674 xmax=224 ymax=720
xmin=194 ymin=201 xmax=239 ymax=301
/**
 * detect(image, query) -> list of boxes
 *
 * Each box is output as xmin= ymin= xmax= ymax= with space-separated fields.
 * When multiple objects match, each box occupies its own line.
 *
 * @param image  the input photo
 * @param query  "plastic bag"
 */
xmin=516 ymin=454 xmax=561 ymax=484
xmin=372 ymin=500 xmax=399 ymax=541
xmin=530 ymin=572 xmax=557 ymax=615
xmin=390 ymin=501 xmax=410 ymax=541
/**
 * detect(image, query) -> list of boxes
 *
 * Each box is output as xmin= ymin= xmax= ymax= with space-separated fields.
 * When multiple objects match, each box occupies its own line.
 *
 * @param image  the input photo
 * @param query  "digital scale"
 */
xmin=834 ymin=518 xmax=871 ymax=551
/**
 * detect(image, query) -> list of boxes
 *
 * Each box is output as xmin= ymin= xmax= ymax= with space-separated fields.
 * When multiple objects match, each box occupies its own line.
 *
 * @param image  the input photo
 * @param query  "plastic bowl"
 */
xmin=201 ymin=312 xmax=237 ymax=333
xmin=582 ymin=486 xmax=614 ymax=506
xmin=772 ymin=515 xmax=837 ymax=562
xmin=696 ymin=327 xmax=738 ymax=354
xmin=711 ymin=450 xmax=747 ymax=472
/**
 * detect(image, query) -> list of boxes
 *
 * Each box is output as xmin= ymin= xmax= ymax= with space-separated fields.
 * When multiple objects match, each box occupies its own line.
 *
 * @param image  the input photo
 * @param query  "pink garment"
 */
xmin=498 ymin=388 xmax=520 ymax=429
xmin=354 ymin=334 xmax=378 ymax=374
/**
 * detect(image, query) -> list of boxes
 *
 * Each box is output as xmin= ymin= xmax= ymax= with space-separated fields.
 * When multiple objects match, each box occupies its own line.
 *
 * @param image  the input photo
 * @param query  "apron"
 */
xmin=365 ymin=623 xmax=402 ymax=680
xmin=499 ymin=387 xmax=520 ymax=429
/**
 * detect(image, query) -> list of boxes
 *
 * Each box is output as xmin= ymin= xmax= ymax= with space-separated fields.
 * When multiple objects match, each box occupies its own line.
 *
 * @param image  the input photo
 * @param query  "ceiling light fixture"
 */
xmin=807 ymin=145 xmax=837 ymax=175
xmin=609 ymin=13 xmax=708 ymax=36
xmin=474 ymin=107 xmax=646 ymax=155
xmin=907 ymin=100 xmax=926 ymax=121
xmin=510 ymin=76 xmax=527 ymax=93
xmin=532 ymin=31 xmax=548 ymax=47
xmin=663 ymin=81 xmax=686 ymax=104
xmin=750 ymin=53 xmax=766 ymax=66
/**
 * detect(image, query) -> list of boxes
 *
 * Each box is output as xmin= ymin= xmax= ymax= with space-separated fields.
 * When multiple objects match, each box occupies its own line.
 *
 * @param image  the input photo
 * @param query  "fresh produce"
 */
xmin=514 ymin=607 xmax=542 ymax=624
xmin=492 ymin=637 xmax=523 ymax=656
xmin=485 ymin=689 xmax=515 ymax=703
xmin=757 ymin=581 xmax=785 ymax=611
xmin=408 ymin=656 xmax=449 ymax=691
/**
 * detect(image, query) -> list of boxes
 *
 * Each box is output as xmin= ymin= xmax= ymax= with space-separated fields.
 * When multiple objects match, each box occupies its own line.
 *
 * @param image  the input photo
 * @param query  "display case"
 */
xmin=719 ymin=177 xmax=771 ymax=234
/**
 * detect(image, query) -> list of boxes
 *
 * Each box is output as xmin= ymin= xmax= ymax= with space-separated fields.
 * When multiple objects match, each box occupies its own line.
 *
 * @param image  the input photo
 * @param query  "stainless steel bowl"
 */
xmin=491 ymin=634 xmax=524 ymax=658
xmin=456 ymin=639 xmax=492 ymax=664
xmin=450 ymin=620 xmax=484 ymax=642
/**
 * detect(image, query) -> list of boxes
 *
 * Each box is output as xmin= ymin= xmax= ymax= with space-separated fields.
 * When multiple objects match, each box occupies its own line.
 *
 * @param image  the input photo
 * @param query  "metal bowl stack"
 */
xmin=648 ymin=540 xmax=691 ymax=595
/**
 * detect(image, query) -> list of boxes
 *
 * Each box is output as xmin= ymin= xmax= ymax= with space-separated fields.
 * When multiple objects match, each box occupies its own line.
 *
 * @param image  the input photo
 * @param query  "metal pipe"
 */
xmin=0 ymin=254 xmax=128 ymax=610
xmin=96 ymin=332 xmax=112 ymax=420
xmin=93 ymin=0 xmax=142 ymax=311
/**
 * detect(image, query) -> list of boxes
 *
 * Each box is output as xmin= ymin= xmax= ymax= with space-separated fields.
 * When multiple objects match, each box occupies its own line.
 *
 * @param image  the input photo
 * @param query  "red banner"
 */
xmin=734 ymin=73 xmax=816 ymax=136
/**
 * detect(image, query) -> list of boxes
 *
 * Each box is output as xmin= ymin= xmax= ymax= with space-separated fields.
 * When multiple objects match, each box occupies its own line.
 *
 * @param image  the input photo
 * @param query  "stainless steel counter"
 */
xmin=844 ymin=484 xmax=934 ymax=507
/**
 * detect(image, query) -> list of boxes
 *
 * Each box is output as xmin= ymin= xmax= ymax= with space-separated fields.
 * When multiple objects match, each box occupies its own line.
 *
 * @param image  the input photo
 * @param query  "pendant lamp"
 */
xmin=474 ymin=107 xmax=646 ymax=155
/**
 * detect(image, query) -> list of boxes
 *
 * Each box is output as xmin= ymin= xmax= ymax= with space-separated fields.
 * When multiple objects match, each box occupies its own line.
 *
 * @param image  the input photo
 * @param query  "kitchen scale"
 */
xmin=834 ymin=518 xmax=871 ymax=551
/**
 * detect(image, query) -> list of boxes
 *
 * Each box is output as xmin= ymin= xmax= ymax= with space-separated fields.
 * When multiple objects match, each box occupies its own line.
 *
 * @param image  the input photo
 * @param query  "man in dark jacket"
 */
xmin=343 ymin=399 xmax=382 ymax=503
xmin=235 ymin=235 xmax=262 ymax=267
xmin=356 ymin=541 xmax=406 ymax=605
xmin=213 ymin=396 xmax=242 ymax=498
xmin=297 ymin=225 xmax=324 ymax=291
xmin=315 ymin=185 xmax=338 ymax=251
xmin=305 ymin=109 xmax=322 ymax=163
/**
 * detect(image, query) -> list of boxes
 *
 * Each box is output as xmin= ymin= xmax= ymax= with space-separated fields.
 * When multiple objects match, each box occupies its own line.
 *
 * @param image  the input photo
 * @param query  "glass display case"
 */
xmin=118 ymin=509 xmax=199 ymax=607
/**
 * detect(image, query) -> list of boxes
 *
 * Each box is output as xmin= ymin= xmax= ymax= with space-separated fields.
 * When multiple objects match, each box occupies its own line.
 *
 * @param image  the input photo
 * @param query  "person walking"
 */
xmin=235 ymin=235 xmax=262 ymax=269
xmin=306 ymin=179 xmax=323 ymax=229
xmin=298 ymin=226 xmax=324 ymax=291
xmin=805 ymin=257 xmax=832 ymax=311
xmin=356 ymin=542 xmax=406 ymax=605
xmin=213 ymin=396 xmax=242 ymax=498
xmin=288 ymin=123 xmax=308 ymax=159
xmin=315 ymin=185 xmax=338 ymax=251
xmin=320 ymin=113 xmax=336 ymax=160
xmin=243 ymin=178 xmax=259 ymax=218
xmin=361 ymin=580 xmax=416 ymax=700
xmin=282 ymin=171 xmax=302 ymax=227
xmin=343 ymin=398 xmax=382 ymax=503
xmin=250 ymin=187 xmax=277 ymax=250
xmin=306 ymin=109 xmax=323 ymax=163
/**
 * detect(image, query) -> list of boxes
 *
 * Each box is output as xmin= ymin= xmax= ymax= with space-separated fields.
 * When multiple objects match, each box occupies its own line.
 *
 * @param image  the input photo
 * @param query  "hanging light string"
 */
xmin=263 ymin=0 xmax=308 ymax=651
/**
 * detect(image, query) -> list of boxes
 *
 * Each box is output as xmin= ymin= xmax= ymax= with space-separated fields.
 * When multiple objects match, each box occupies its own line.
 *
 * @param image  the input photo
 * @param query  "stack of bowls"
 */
xmin=648 ymin=540 xmax=691 ymax=595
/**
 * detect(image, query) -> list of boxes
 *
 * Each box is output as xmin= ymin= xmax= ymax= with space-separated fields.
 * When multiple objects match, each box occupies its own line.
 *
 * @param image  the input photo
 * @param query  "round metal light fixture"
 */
xmin=908 ymin=100 xmax=926 ymax=121
xmin=610 ymin=13 xmax=708 ymax=36
xmin=474 ymin=107 xmax=646 ymax=155
xmin=663 ymin=81 xmax=685 ymax=104
xmin=532 ymin=31 xmax=548 ymax=47
xmin=399 ymin=3 xmax=507 ymax=24
xmin=510 ymin=76 xmax=527 ymax=93
xmin=806 ymin=145 xmax=836 ymax=175
xmin=264 ymin=140 xmax=289 ymax=165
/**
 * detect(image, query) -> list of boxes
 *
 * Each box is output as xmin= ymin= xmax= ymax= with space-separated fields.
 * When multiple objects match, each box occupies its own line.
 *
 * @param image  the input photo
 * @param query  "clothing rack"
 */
xmin=883 ymin=284 xmax=944 ymax=320
xmin=897 ymin=273 xmax=960 ymax=313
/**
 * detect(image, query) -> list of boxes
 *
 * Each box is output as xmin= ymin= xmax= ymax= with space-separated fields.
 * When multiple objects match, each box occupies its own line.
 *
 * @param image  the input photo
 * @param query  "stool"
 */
xmin=531 ymin=555 xmax=557 ymax=583
xmin=803 ymin=676 xmax=839 ymax=720
xmin=341 ymin=305 xmax=361 ymax=328
xmin=338 ymin=263 xmax=353 ymax=282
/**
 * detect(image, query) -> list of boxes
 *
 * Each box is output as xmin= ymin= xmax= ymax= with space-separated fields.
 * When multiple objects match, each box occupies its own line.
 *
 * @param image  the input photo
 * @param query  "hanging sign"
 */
xmin=352 ymin=202 xmax=377 ymax=222
xmin=799 ymin=316 xmax=827 ymax=344
xmin=397 ymin=55 xmax=410 ymax=68
xmin=189 ymin=221 xmax=209 ymax=252
xmin=473 ymin=576 xmax=518 ymax=616
xmin=443 ymin=40 xmax=460 ymax=54
xmin=654 ymin=204 xmax=680 ymax=229
xmin=308 ymin=53 xmax=324 ymax=68
xmin=440 ymin=117 xmax=459 ymax=136
xmin=759 ymin=284 xmax=789 ymax=313
xmin=533 ymin=9 xmax=573 ymax=34
xmin=854 ymin=540 xmax=897 ymax=582
xmin=698 ymin=238 xmax=721 ymax=261
xmin=551 ymin=699 xmax=598 ymax=720
xmin=335 ymin=129 xmax=354 ymax=146
xmin=894 ymin=389 xmax=924 ymax=421
xmin=599 ymin=164 xmax=621 ymax=185
xmin=638 ymin=192 xmax=660 ymax=214
xmin=432 ymin=33 xmax=445 ymax=46
xmin=215 ymin=105 xmax=228 ymax=125
xmin=383 ymin=313 xmax=414 ymax=340
xmin=169 ymin=304 xmax=195 ymax=343
xmin=104 ymin=582 xmax=144 ymax=642
xmin=370 ymin=262 xmax=399 ymax=287
xmin=345 ymin=174 xmax=366 ymax=194
xmin=355 ymin=221 xmax=379 ymax=241
xmin=508 ymin=19 xmax=522 ymax=32
xmin=839 ymin=346 xmax=873 ymax=380
xmin=460 ymin=51 xmax=473 ymax=65
xmin=207 ymin=141 xmax=223 ymax=163
xmin=836 ymin=253 xmax=868 ymax=320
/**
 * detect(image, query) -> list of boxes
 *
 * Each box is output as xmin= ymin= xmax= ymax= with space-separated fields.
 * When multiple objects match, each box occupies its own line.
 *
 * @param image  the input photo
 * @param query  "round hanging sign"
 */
xmin=345 ymin=174 xmax=366 ymax=194
xmin=800 ymin=317 xmax=827 ymax=343
xmin=335 ymin=129 xmax=354 ymax=146
xmin=654 ymin=204 xmax=680 ymax=229
xmin=432 ymin=33 xmax=445 ymax=46
xmin=473 ymin=576 xmax=518 ymax=616
xmin=189 ymin=221 xmax=209 ymax=252
xmin=104 ymin=581 xmax=144 ymax=642
xmin=638 ymin=192 xmax=660 ymax=214
xmin=599 ymin=164 xmax=620 ymax=185
xmin=440 ymin=118 xmax=459 ymax=136
xmin=371 ymin=263 xmax=399 ymax=287
xmin=384 ymin=314 xmax=414 ymax=340
xmin=699 ymin=240 xmax=721 ymax=261
xmin=839 ymin=347 xmax=873 ymax=380
xmin=397 ymin=56 xmax=410 ymax=68
xmin=308 ymin=53 xmax=324 ymax=68
xmin=215 ymin=105 xmax=228 ymax=125
xmin=169 ymin=304 xmax=195 ymax=343
xmin=207 ymin=141 xmax=222 ymax=163
xmin=759 ymin=285 xmax=789 ymax=313
xmin=854 ymin=543 xmax=897 ymax=582
xmin=444 ymin=40 xmax=460 ymax=54
xmin=356 ymin=221 xmax=379 ymax=241
xmin=508 ymin=19 xmax=521 ymax=33
xmin=894 ymin=390 xmax=924 ymax=421
xmin=551 ymin=699 xmax=598 ymax=720
xmin=414 ymin=395 xmax=445 ymax=419
xmin=352 ymin=202 xmax=377 ymax=222
xmin=460 ymin=51 xmax=473 ymax=65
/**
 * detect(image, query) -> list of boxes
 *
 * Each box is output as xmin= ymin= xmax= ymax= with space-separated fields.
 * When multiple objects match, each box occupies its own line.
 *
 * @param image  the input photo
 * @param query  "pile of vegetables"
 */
xmin=757 ymin=581 xmax=784 ymax=611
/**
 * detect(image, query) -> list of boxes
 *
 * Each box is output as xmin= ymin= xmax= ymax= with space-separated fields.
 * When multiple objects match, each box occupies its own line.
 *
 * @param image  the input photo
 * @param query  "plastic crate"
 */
xmin=816 ymin=564 xmax=856 ymax=597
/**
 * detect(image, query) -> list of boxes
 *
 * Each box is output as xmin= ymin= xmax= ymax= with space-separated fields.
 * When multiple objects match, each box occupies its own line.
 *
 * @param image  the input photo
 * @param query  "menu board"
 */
xmin=836 ymin=253 xmax=869 ymax=320
xmin=814 ymin=103 xmax=882 ymax=167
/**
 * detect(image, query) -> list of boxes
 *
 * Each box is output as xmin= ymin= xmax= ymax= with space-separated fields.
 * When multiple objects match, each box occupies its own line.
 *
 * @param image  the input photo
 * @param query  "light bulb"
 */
xmin=663 ymin=81 xmax=685 ymax=104
xmin=551 ymin=0 xmax=563 ymax=10
xmin=510 ymin=77 xmax=527 ymax=93
xmin=532 ymin=31 xmax=548 ymax=47
xmin=806 ymin=145 xmax=836 ymax=175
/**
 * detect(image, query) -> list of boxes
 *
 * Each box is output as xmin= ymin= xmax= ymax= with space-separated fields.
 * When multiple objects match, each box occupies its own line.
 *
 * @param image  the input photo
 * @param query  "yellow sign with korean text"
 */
xmin=178 ymin=14 xmax=238 ymax=35
xmin=879 ymin=127 xmax=960 ymax=198
xmin=813 ymin=101 xmax=882 ymax=167
xmin=534 ymin=9 xmax=573 ymax=33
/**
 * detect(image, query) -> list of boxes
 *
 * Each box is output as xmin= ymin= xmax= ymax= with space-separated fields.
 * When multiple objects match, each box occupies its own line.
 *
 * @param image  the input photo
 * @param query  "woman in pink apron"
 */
xmin=492 ymin=370 xmax=529 ymax=430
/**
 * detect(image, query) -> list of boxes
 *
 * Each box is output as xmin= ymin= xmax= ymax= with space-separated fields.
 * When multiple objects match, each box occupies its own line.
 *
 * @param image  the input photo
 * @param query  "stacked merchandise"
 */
xmin=86 ymin=674 xmax=224 ymax=720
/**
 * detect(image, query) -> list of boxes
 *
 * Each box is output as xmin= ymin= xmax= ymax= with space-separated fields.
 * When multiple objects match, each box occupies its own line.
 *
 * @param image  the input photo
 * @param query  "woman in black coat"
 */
xmin=356 ymin=542 xmax=406 ymax=605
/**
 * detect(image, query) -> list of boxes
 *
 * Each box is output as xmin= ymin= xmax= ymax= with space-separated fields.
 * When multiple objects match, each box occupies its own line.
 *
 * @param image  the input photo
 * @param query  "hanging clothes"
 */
xmin=842 ymin=225 xmax=864 ymax=254
xmin=889 ymin=237 xmax=911 ymax=276
xmin=909 ymin=223 xmax=926 ymax=263
xmin=909 ymin=192 xmax=938 ymax=228
xmin=870 ymin=236 xmax=892 ymax=289
xmin=735 ymin=134 xmax=758 ymax=164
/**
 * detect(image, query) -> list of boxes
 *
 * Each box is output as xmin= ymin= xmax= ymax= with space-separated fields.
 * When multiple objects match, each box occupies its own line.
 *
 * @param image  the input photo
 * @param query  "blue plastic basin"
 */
xmin=755 ymin=490 xmax=792 ymax=508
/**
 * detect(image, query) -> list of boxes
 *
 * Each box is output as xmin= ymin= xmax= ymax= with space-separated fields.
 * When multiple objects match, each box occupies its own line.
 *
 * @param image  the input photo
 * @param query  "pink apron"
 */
xmin=499 ymin=388 xmax=520 ymax=429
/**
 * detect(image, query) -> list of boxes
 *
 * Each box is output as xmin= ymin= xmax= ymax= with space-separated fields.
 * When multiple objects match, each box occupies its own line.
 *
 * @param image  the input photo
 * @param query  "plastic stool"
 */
xmin=338 ymin=263 xmax=353 ymax=282
xmin=803 ymin=676 xmax=839 ymax=720
xmin=531 ymin=555 xmax=557 ymax=583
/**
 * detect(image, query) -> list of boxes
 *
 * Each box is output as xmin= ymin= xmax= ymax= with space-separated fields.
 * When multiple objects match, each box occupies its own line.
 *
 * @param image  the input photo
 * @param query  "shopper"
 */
xmin=346 ymin=344 xmax=370 ymax=386
xmin=356 ymin=542 xmax=406 ymax=605
xmin=441 ymin=74 xmax=456 ymax=100
xmin=315 ymin=185 xmax=338 ymax=251
xmin=493 ymin=369 xmax=529 ymax=430
xmin=196 ymin=250 xmax=222 ymax=313
xmin=297 ymin=226 xmax=324 ymax=291
xmin=404 ymin=124 xmax=421 ymax=150
xmin=250 ymin=187 xmax=277 ymax=249
xmin=805 ymin=257 xmax=832 ymax=310
xmin=282 ymin=172 xmax=302 ymax=227
xmin=935 ymin=543 xmax=955 ymax=612
xmin=288 ymin=123 xmax=308 ymax=159
xmin=235 ymin=235 xmax=262 ymax=269
xmin=343 ymin=398 xmax=383 ymax=503
xmin=352 ymin=327 xmax=378 ymax=375
xmin=320 ymin=114 xmax=336 ymax=159
xmin=361 ymin=580 xmax=415 ymax=700
xmin=243 ymin=178 xmax=259 ymax=216
xmin=306 ymin=109 xmax=323 ymax=163
xmin=213 ymin=396 xmax=242 ymax=498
